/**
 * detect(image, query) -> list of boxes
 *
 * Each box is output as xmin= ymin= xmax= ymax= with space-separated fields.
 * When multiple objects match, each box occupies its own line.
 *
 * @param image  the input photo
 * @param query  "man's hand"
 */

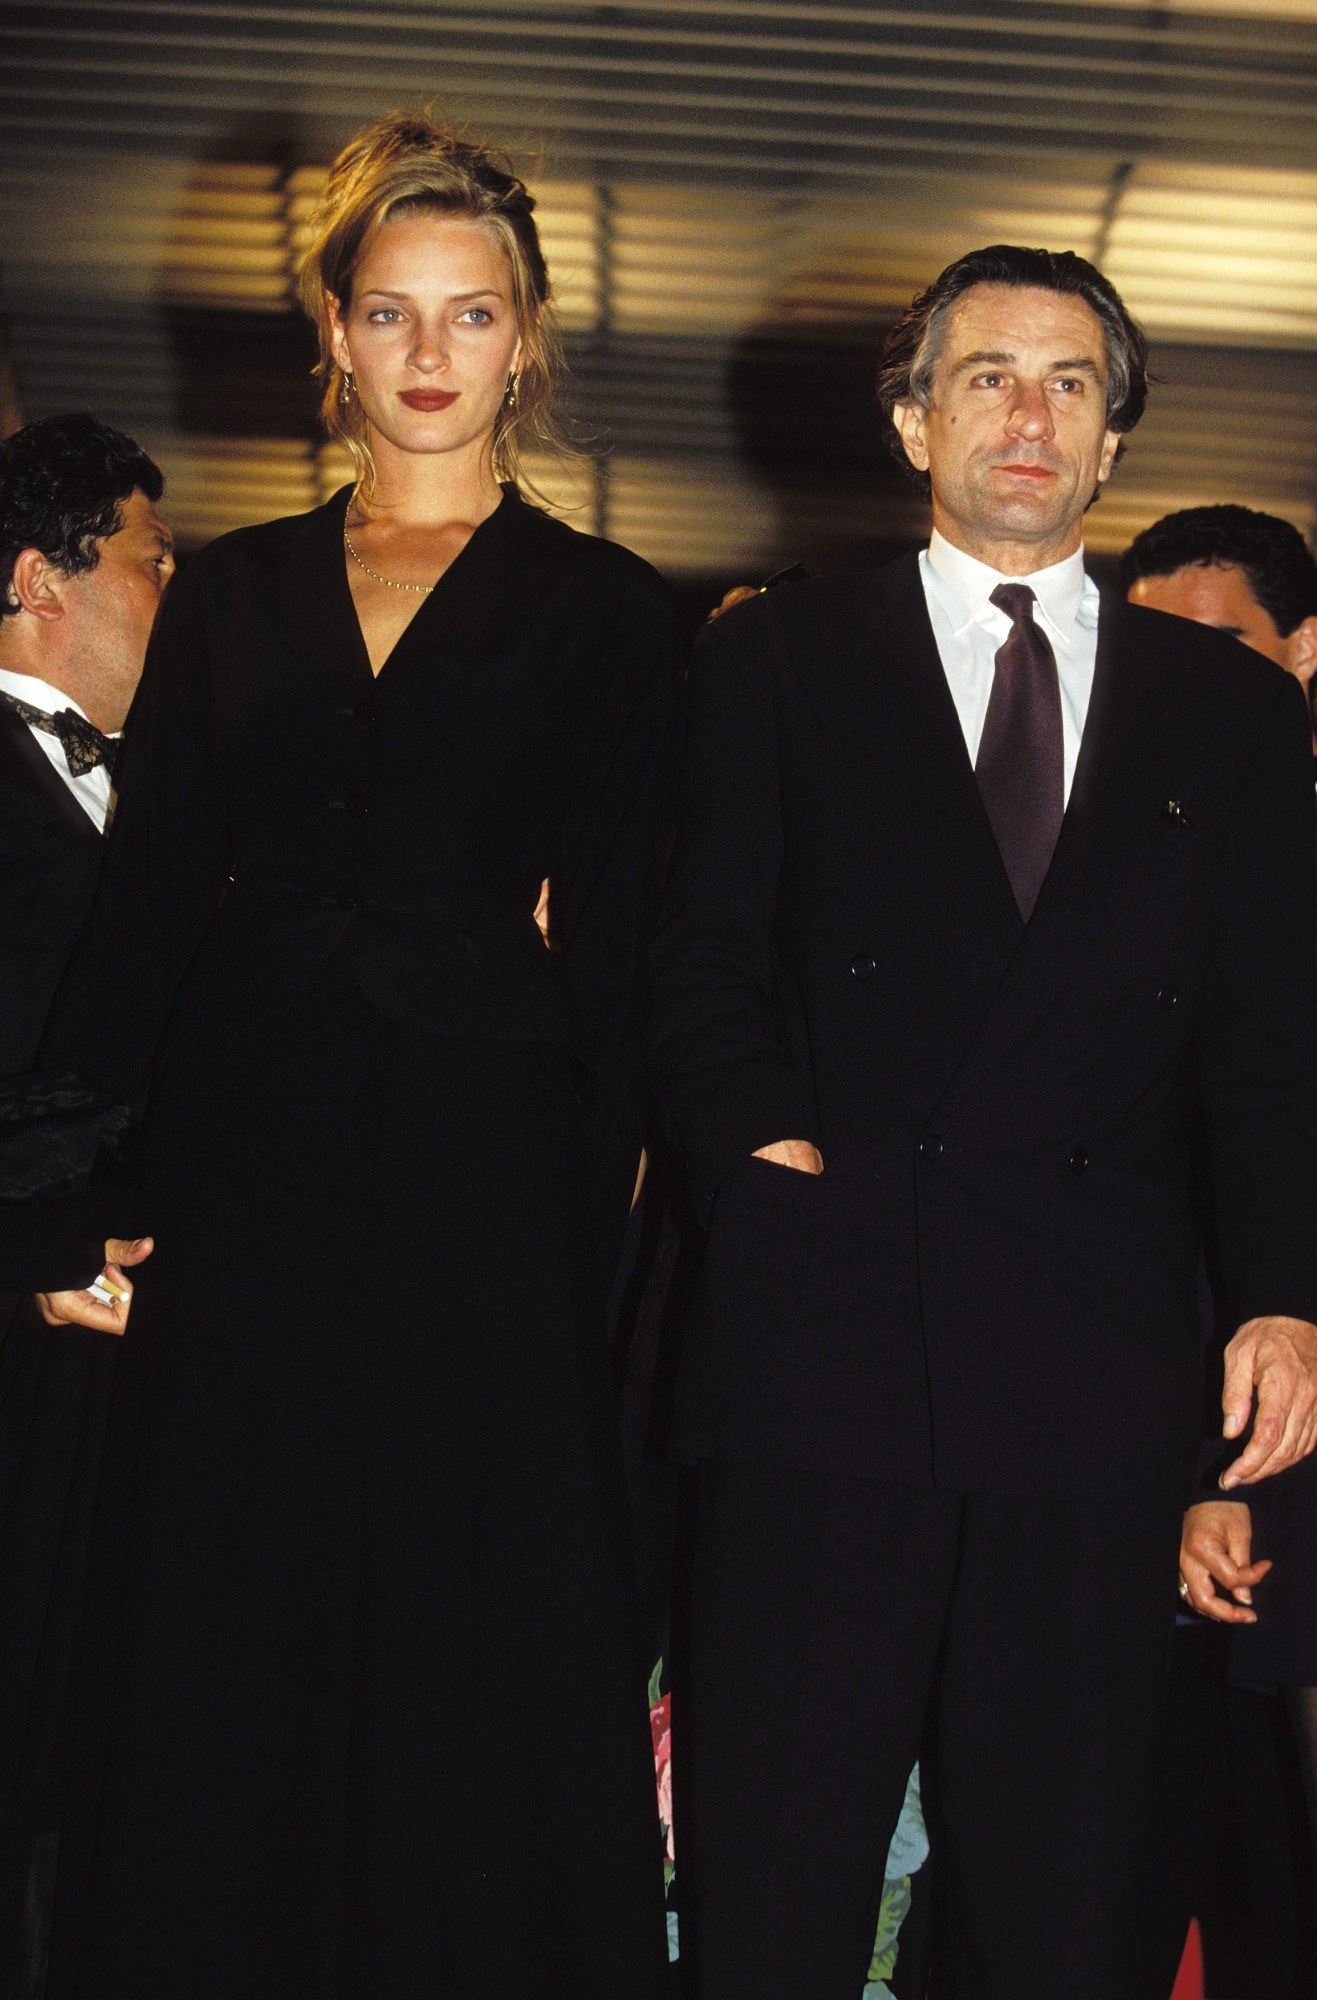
xmin=36 ymin=1235 xmax=154 ymax=1338
xmin=1218 ymin=1313 xmax=1317 ymax=1488
xmin=1178 ymin=1500 xmax=1270 ymax=1623
xmin=752 ymin=1139 xmax=824 ymax=1175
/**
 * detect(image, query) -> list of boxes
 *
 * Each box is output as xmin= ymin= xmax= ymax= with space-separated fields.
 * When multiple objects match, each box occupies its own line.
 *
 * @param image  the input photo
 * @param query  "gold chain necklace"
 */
xmin=343 ymin=526 xmax=435 ymax=595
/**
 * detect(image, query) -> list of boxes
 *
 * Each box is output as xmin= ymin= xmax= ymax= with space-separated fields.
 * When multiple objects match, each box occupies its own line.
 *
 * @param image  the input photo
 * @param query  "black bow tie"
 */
xmin=0 ymin=690 xmax=120 ymax=778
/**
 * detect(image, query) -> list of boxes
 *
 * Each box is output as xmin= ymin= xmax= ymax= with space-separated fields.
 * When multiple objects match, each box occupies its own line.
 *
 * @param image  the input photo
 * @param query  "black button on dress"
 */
xmin=38 ymin=487 xmax=682 ymax=1999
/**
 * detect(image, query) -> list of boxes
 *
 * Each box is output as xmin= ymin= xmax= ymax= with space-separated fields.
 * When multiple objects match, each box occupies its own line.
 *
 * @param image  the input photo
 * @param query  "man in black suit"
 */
xmin=0 ymin=413 xmax=172 ymax=1071
xmin=0 ymin=412 xmax=169 ymax=1997
xmin=1124 ymin=503 xmax=1317 ymax=752
xmin=1120 ymin=505 xmax=1317 ymax=1999
xmin=649 ymin=247 xmax=1317 ymax=1998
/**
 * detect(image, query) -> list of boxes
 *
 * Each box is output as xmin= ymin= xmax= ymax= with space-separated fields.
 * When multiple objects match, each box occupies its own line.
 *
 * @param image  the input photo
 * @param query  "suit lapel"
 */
xmin=283 ymin=487 xmax=373 ymax=689
xmin=0 ymin=703 xmax=102 ymax=839
xmin=379 ymin=485 xmax=558 ymax=677
xmin=802 ymin=552 xmax=1024 ymax=1003
xmin=795 ymin=562 xmax=1183 ymax=1111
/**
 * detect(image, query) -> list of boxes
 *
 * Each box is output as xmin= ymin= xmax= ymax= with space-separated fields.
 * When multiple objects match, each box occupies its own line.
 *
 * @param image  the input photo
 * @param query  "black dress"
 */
xmin=29 ymin=485 xmax=682 ymax=1999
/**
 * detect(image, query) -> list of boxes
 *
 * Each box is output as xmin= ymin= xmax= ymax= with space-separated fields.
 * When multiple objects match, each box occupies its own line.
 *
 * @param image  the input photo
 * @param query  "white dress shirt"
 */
xmin=0 ymin=665 xmax=116 ymax=832
xmin=918 ymin=531 xmax=1101 ymax=806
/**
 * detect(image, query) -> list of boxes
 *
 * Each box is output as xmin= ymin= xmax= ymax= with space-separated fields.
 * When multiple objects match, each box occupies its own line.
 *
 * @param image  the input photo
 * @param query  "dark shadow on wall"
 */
xmin=160 ymin=118 xmax=322 ymax=446
xmin=164 ymin=305 xmax=319 ymax=441
xmin=724 ymin=318 xmax=929 ymax=580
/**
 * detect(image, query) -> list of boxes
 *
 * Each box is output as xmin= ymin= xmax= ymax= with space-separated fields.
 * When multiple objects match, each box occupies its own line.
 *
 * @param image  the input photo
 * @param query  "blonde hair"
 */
xmin=299 ymin=111 xmax=570 ymax=497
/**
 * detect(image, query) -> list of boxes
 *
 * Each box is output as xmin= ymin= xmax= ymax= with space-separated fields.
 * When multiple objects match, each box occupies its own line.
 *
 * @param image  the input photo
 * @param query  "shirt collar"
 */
xmin=924 ymin=529 xmax=1095 ymax=646
xmin=0 ymin=665 xmax=96 ymax=727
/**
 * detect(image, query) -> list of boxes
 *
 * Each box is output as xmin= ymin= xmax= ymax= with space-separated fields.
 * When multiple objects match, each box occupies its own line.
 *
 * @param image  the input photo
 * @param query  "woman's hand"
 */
xmin=36 ymin=1235 xmax=154 ymax=1337
xmin=1178 ymin=1498 xmax=1270 ymax=1623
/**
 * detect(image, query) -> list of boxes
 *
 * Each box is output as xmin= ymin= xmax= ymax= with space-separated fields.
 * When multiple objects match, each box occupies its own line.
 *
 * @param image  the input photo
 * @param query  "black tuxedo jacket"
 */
xmin=649 ymin=553 xmax=1317 ymax=1495
xmin=0 ymin=701 xmax=102 ymax=1076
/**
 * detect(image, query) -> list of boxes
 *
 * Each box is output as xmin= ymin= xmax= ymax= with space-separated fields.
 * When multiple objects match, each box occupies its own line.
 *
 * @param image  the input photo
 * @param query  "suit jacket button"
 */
xmin=850 ymin=953 xmax=877 ymax=980
xmin=1157 ymin=984 xmax=1178 ymax=1011
xmin=354 ymin=696 xmax=379 ymax=724
xmin=336 ymin=889 xmax=357 ymax=912
xmin=346 ymin=791 xmax=371 ymax=818
xmin=919 ymin=1133 xmax=943 ymax=1159
xmin=1069 ymin=1145 xmax=1089 ymax=1174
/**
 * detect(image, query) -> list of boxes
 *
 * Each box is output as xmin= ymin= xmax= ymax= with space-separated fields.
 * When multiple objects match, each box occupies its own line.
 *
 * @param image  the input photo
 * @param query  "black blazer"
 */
xmin=649 ymin=553 xmax=1317 ymax=1495
xmin=0 ymin=701 xmax=102 ymax=1076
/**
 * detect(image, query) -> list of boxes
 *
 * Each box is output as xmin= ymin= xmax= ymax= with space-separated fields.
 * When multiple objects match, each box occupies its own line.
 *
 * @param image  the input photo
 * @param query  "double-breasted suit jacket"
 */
xmin=0 ymin=700 xmax=103 ymax=1077
xmin=649 ymin=552 xmax=1317 ymax=1497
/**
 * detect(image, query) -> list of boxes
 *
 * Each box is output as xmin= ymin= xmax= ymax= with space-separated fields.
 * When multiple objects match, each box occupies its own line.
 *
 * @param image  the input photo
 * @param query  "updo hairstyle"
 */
xmin=299 ymin=110 xmax=567 ymax=494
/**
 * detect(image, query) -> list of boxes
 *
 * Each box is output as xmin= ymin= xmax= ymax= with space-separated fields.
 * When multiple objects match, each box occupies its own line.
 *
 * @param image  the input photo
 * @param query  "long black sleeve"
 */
xmin=42 ymin=557 xmax=232 ymax=1103
xmin=648 ymin=605 xmax=819 ymax=1214
xmin=555 ymin=567 xmax=684 ymax=1271
xmin=1196 ymin=670 xmax=1317 ymax=1330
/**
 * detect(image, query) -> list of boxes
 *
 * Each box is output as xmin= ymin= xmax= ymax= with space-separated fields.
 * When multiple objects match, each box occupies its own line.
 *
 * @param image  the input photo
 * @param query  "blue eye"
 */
xmin=458 ymin=307 xmax=492 ymax=325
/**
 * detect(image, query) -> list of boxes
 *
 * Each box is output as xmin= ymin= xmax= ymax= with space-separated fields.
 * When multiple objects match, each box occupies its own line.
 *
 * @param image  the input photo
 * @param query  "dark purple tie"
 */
xmin=975 ymin=583 xmax=1064 ymax=921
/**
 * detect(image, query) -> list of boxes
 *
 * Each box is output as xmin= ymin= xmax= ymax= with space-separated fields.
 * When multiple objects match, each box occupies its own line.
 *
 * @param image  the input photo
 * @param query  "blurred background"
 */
xmin=2 ymin=0 xmax=1315 ymax=598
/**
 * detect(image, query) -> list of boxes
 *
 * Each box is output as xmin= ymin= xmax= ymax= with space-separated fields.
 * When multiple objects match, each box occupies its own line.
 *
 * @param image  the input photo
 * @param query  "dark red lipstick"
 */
xmin=400 ymin=389 xmax=459 ymax=412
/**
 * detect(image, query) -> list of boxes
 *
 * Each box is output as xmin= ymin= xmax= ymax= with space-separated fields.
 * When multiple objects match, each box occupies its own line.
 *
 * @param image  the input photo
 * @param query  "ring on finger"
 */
xmin=1177 ymin=1576 xmax=1191 ymax=1603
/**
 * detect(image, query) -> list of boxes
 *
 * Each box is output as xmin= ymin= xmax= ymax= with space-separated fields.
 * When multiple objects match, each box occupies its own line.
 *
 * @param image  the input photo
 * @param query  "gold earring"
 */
xmin=504 ymin=370 xmax=520 ymax=408
xmin=339 ymin=370 xmax=356 ymax=408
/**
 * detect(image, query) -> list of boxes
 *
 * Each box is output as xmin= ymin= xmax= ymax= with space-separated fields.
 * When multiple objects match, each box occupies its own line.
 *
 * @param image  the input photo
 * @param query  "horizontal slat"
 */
xmin=2 ymin=0 xmax=1315 ymax=181
xmin=7 ymin=159 xmax=1317 ymax=342
xmin=1 ymin=0 xmax=1314 ymax=579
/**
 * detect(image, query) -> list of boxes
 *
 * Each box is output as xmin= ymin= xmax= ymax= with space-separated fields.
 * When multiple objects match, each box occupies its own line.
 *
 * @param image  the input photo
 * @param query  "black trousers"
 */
xmin=678 ymin=1462 xmax=1187 ymax=2000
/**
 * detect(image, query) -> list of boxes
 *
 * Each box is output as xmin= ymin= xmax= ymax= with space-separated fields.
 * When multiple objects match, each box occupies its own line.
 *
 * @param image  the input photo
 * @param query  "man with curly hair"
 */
xmin=0 ymin=411 xmax=170 ymax=1993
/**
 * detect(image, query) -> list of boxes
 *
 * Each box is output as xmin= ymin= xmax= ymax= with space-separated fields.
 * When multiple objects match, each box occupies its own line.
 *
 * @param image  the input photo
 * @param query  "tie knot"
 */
xmin=989 ymin=582 xmax=1037 ymax=626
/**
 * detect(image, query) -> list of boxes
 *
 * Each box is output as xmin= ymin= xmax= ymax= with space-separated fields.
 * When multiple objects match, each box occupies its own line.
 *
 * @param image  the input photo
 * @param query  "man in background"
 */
xmin=0 ymin=412 xmax=172 ymax=1064
xmin=0 ymin=411 xmax=170 ymax=1999
xmin=1123 ymin=503 xmax=1317 ymax=748
xmin=1122 ymin=501 xmax=1317 ymax=2000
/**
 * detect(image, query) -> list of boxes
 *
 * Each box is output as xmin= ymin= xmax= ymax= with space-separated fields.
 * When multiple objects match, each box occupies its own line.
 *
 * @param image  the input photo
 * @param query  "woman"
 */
xmin=28 ymin=111 xmax=680 ymax=1998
